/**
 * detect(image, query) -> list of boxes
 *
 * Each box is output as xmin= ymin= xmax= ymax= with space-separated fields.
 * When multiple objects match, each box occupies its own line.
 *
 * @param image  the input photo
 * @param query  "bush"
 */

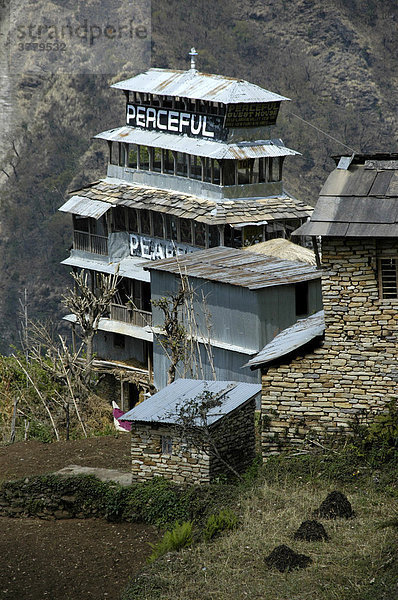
xmin=148 ymin=521 xmax=193 ymax=563
xmin=351 ymin=401 xmax=398 ymax=465
xmin=202 ymin=509 xmax=238 ymax=542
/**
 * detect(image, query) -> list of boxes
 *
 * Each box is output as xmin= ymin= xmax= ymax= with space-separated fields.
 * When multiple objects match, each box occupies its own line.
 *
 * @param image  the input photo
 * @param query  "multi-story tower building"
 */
xmin=59 ymin=52 xmax=314 ymax=408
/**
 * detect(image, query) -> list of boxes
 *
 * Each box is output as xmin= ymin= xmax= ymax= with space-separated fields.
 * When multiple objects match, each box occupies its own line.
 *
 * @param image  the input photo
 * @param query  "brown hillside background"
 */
xmin=0 ymin=0 xmax=397 ymax=352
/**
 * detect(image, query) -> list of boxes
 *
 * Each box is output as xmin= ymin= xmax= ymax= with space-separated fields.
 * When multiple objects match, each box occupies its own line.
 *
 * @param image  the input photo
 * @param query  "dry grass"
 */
xmin=128 ymin=480 xmax=397 ymax=600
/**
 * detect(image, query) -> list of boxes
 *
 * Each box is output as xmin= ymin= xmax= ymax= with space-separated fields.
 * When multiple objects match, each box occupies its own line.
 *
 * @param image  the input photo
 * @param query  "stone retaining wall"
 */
xmin=261 ymin=238 xmax=398 ymax=455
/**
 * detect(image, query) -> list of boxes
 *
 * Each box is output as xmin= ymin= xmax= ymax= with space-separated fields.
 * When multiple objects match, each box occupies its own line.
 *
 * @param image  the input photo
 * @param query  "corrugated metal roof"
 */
xmin=94 ymin=127 xmax=299 ymax=160
xmin=61 ymin=254 xmax=151 ymax=282
xmin=70 ymin=179 xmax=313 ymax=226
xmin=59 ymin=195 xmax=112 ymax=219
xmin=63 ymin=313 xmax=153 ymax=342
xmin=122 ymin=378 xmax=261 ymax=426
xmin=111 ymin=69 xmax=289 ymax=104
xmin=245 ymin=310 xmax=325 ymax=369
xmin=146 ymin=246 xmax=321 ymax=290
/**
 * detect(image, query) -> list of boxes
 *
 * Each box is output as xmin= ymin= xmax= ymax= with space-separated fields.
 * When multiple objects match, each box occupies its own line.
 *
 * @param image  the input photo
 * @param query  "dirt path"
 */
xmin=0 ymin=436 xmax=159 ymax=600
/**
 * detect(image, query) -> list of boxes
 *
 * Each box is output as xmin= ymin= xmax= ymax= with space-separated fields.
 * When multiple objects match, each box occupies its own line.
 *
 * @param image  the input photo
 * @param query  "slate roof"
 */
xmin=145 ymin=246 xmax=321 ymax=289
xmin=294 ymin=154 xmax=398 ymax=238
xmin=111 ymin=68 xmax=289 ymax=104
xmin=245 ymin=310 xmax=325 ymax=369
xmin=68 ymin=178 xmax=313 ymax=226
xmin=122 ymin=378 xmax=261 ymax=426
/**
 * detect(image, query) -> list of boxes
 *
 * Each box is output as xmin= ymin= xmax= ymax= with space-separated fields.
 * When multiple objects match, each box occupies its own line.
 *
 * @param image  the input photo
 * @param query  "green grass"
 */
xmin=122 ymin=454 xmax=398 ymax=600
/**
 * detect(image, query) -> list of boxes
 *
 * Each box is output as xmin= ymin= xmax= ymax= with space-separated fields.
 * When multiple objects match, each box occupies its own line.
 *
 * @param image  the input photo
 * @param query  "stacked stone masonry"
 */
xmin=261 ymin=238 xmax=398 ymax=455
xmin=131 ymin=399 xmax=256 ymax=484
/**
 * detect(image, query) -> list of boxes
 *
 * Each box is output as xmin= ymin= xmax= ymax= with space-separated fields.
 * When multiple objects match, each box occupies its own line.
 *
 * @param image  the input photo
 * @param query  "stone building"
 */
xmin=59 ymin=51 xmax=313 ymax=409
xmin=246 ymin=153 xmax=398 ymax=454
xmin=122 ymin=378 xmax=261 ymax=484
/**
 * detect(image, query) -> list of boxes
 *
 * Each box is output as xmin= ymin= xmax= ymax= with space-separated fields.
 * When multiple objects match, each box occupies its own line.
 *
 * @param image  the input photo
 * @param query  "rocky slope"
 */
xmin=0 ymin=0 xmax=397 ymax=351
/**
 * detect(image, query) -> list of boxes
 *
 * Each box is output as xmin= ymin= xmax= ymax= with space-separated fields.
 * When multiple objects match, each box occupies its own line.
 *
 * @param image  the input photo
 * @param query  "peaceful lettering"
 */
xmin=126 ymin=104 xmax=216 ymax=138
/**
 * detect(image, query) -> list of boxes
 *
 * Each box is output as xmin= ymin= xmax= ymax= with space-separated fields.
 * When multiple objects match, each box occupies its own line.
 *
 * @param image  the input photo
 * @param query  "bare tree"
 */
xmin=171 ymin=387 xmax=243 ymax=481
xmin=152 ymin=279 xmax=189 ymax=385
xmin=62 ymin=268 xmax=119 ymax=374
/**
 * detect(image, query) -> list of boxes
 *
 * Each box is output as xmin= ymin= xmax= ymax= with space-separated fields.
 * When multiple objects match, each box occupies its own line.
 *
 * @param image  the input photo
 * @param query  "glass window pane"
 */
xmin=139 ymin=146 xmax=149 ymax=170
xmin=180 ymin=218 xmax=192 ymax=244
xmin=153 ymin=212 xmax=163 ymax=238
xmin=166 ymin=215 xmax=178 ymax=241
xmin=208 ymin=225 xmax=219 ymax=248
xmin=128 ymin=145 xmax=137 ymax=168
xmin=113 ymin=206 xmax=126 ymax=231
xmin=128 ymin=208 xmax=138 ymax=233
xmin=194 ymin=221 xmax=206 ymax=247
xmin=140 ymin=209 xmax=151 ymax=235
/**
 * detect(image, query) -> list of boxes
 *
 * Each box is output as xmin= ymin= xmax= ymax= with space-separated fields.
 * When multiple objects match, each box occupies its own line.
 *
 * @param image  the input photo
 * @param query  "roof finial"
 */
xmin=189 ymin=47 xmax=198 ymax=71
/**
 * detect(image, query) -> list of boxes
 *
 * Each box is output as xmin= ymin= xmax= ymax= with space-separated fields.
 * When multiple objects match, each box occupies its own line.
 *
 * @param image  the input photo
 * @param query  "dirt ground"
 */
xmin=0 ymin=436 xmax=160 ymax=600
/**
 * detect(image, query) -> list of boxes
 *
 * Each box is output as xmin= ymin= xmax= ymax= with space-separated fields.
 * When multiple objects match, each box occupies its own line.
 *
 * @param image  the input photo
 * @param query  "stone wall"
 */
xmin=210 ymin=399 xmax=256 ymax=479
xmin=131 ymin=399 xmax=256 ymax=484
xmin=261 ymin=238 xmax=398 ymax=455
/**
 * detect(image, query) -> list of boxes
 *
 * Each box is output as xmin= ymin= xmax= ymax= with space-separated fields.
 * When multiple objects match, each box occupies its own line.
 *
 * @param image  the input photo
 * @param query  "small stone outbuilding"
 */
xmin=246 ymin=153 xmax=398 ymax=455
xmin=122 ymin=378 xmax=261 ymax=484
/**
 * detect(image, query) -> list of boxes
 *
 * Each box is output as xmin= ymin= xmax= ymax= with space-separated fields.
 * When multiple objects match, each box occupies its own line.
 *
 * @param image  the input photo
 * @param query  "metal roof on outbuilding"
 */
xmin=122 ymin=378 xmax=261 ymax=426
xmin=94 ymin=127 xmax=299 ymax=160
xmin=293 ymin=154 xmax=398 ymax=238
xmin=145 ymin=246 xmax=321 ymax=290
xmin=245 ymin=310 xmax=325 ymax=369
xmin=111 ymin=68 xmax=289 ymax=104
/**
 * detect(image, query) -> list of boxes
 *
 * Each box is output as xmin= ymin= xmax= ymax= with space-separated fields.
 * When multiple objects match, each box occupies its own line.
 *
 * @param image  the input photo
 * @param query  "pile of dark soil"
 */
xmin=265 ymin=544 xmax=312 ymax=572
xmin=294 ymin=520 xmax=329 ymax=541
xmin=314 ymin=491 xmax=355 ymax=519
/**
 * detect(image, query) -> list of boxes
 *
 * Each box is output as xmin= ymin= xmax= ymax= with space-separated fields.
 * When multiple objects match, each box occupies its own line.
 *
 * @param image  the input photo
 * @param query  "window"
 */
xmin=153 ymin=212 xmax=164 ymax=238
xmin=379 ymin=258 xmax=398 ymax=299
xmin=176 ymin=152 xmax=187 ymax=177
xmin=164 ymin=149 xmax=174 ymax=174
xmin=194 ymin=221 xmax=206 ymax=247
xmin=128 ymin=144 xmax=138 ymax=168
xmin=113 ymin=333 xmax=125 ymax=349
xmin=295 ymin=281 xmax=309 ymax=316
xmin=189 ymin=155 xmax=202 ymax=180
xmin=180 ymin=218 xmax=192 ymax=244
xmin=224 ymin=225 xmax=242 ymax=248
xmin=140 ymin=209 xmax=151 ymax=235
xmin=139 ymin=146 xmax=149 ymax=170
xmin=113 ymin=206 xmax=126 ymax=231
xmin=153 ymin=148 xmax=162 ymax=172
xmin=161 ymin=435 xmax=173 ymax=455
xmin=128 ymin=208 xmax=138 ymax=233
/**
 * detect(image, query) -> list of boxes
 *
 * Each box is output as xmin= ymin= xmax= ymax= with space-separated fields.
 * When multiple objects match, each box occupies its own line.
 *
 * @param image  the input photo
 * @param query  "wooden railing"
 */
xmin=110 ymin=303 xmax=152 ymax=327
xmin=73 ymin=231 xmax=108 ymax=255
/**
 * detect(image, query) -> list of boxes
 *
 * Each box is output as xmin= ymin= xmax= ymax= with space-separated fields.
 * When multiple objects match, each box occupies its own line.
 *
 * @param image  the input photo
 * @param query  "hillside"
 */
xmin=0 ymin=0 xmax=397 ymax=351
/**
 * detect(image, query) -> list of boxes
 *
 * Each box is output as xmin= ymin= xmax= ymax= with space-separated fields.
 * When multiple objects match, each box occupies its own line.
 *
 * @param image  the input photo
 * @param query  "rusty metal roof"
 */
xmin=70 ymin=178 xmax=313 ymax=226
xmin=145 ymin=246 xmax=321 ymax=290
xmin=111 ymin=68 xmax=289 ymax=104
xmin=245 ymin=310 xmax=325 ymax=369
xmin=294 ymin=155 xmax=398 ymax=238
xmin=94 ymin=126 xmax=299 ymax=160
xmin=122 ymin=378 xmax=261 ymax=426
xmin=59 ymin=195 xmax=112 ymax=219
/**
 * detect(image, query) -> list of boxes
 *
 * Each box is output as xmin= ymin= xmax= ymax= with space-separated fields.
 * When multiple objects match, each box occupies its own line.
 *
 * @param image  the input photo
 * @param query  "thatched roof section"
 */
xmin=244 ymin=239 xmax=316 ymax=265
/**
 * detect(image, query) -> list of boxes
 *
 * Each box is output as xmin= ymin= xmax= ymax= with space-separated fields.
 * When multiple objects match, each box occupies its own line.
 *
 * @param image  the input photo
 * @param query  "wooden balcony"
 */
xmin=73 ymin=230 xmax=108 ymax=255
xmin=110 ymin=303 xmax=152 ymax=327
